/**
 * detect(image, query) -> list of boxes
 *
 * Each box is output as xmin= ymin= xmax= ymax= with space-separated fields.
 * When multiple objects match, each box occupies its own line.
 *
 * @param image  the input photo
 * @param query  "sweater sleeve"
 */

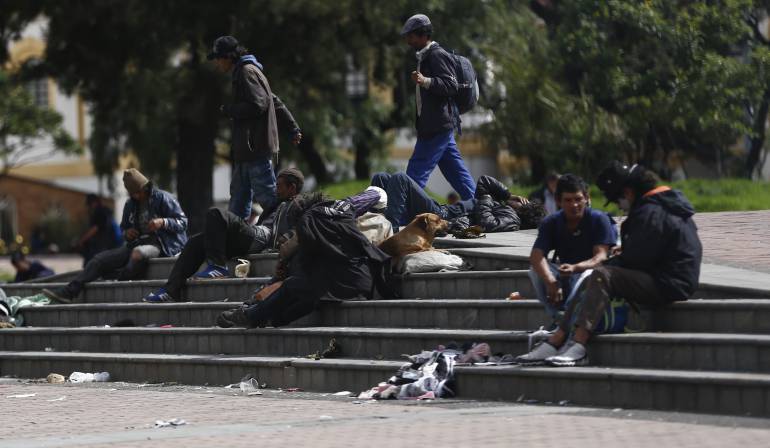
xmin=273 ymin=94 xmax=301 ymax=135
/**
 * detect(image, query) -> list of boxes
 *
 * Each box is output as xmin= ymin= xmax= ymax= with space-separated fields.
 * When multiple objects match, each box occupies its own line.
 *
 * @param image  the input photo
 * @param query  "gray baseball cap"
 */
xmin=400 ymin=14 xmax=431 ymax=36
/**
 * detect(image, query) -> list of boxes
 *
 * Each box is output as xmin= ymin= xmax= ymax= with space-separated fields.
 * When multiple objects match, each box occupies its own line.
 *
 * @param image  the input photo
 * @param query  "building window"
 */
xmin=26 ymin=77 xmax=49 ymax=108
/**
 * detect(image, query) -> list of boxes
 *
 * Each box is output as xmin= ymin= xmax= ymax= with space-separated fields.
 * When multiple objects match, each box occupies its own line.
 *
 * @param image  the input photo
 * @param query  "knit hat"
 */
xmin=123 ymin=168 xmax=150 ymax=195
xmin=365 ymin=186 xmax=388 ymax=210
xmin=277 ymin=167 xmax=305 ymax=192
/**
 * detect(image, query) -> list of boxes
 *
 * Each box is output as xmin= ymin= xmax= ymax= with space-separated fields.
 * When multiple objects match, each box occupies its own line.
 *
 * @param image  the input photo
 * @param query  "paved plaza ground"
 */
xmin=1 ymin=380 xmax=769 ymax=448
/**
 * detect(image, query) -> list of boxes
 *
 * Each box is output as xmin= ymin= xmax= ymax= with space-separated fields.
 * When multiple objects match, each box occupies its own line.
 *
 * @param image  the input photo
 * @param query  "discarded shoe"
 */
xmin=41 ymin=288 xmax=73 ymax=304
xmin=194 ymin=263 xmax=230 ymax=280
xmin=545 ymin=341 xmax=589 ymax=367
xmin=513 ymin=341 xmax=558 ymax=366
xmin=216 ymin=307 xmax=252 ymax=328
xmin=143 ymin=288 xmax=173 ymax=303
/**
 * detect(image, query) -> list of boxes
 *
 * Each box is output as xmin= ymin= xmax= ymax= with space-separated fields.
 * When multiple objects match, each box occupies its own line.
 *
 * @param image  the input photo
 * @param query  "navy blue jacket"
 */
xmin=120 ymin=187 xmax=188 ymax=257
xmin=415 ymin=44 xmax=458 ymax=139
xmin=613 ymin=188 xmax=702 ymax=302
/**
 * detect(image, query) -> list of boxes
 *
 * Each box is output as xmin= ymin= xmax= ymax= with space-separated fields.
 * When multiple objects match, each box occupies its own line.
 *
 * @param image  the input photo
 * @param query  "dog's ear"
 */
xmin=417 ymin=214 xmax=429 ymax=230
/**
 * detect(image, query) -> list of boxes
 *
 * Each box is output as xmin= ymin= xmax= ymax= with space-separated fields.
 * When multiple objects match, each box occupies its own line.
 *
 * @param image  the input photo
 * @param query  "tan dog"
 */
xmin=379 ymin=213 xmax=449 ymax=257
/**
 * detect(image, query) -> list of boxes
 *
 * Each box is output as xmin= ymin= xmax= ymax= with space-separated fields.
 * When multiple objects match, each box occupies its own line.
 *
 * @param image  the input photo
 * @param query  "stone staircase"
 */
xmin=2 ymin=245 xmax=770 ymax=417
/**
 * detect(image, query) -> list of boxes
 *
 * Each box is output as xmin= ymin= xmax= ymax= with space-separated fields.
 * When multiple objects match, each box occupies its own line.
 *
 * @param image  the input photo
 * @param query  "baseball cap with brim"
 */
xmin=207 ymin=35 xmax=239 ymax=60
xmin=596 ymin=161 xmax=630 ymax=205
xmin=400 ymin=14 xmax=431 ymax=36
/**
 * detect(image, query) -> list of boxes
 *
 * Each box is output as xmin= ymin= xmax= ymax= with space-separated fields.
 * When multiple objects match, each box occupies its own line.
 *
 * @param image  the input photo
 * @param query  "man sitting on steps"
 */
xmin=43 ymin=169 xmax=188 ymax=303
xmin=514 ymin=162 xmax=702 ymax=367
xmin=142 ymin=168 xmax=304 ymax=303
xmin=525 ymin=174 xmax=617 ymax=327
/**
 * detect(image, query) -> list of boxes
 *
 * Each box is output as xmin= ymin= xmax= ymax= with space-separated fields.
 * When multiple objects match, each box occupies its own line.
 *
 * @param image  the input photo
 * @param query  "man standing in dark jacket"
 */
xmin=515 ymin=162 xmax=702 ymax=367
xmin=208 ymin=36 xmax=302 ymax=219
xmin=401 ymin=14 xmax=476 ymax=201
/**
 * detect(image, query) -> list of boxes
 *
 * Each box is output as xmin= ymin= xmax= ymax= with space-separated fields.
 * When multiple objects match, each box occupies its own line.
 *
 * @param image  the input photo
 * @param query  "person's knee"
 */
xmin=371 ymin=172 xmax=390 ymax=189
xmin=130 ymin=248 xmax=150 ymax=262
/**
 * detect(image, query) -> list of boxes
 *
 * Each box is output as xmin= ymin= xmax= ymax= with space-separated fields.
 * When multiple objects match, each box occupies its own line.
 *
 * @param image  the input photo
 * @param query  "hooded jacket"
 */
xmin=224 ymin=56 xmax=300 ymax=163
xmin=614 ymin=187 xmax=702 ymax=302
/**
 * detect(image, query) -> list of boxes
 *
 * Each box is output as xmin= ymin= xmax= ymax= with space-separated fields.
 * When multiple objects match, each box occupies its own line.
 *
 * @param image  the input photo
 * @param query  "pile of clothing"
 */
xmin=359 ymin=342 xmax=512 ymax=400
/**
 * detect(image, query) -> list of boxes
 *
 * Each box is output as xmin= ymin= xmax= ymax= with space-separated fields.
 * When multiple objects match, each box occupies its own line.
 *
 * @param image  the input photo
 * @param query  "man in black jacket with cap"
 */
xmin=400 ymin=14 xmax=476 ymax=201
xmin=514 ymin=162 xmax=702 ymax=367
xmin=208 ymin=35 xmax=302 ymax=220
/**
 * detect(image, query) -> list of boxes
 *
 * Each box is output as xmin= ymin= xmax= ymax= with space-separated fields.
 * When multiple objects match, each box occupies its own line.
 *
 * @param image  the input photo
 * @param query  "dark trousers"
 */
xmin=67 ymin=245 xmax=148 ymax=296
xmin=245 ymin=275 xmax=322 ymax=327
xmin=559 ymin=265 xmax=667 ymax=333
xmin=371 ymin=172 xmax=475 ymax=228
xmin=164 ymin=208 xmax=267 ymax=300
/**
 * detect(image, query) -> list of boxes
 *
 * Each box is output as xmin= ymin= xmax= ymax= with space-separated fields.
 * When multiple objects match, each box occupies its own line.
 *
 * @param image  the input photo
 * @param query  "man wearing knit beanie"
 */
xmin=43 ymin=169 xmax=188 ymax=303
xmin=143 ymin=167 xmax=305 ymax=303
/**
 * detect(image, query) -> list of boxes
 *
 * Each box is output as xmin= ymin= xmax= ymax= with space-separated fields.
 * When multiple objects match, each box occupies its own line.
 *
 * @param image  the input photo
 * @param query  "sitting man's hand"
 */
xmin=558 ymin=263 xmax=580 ymax=275
xmin=610 ymin=246 xmax=623 ymax=257
xmin=125 ymin=228 xmax=139 ymax=241
xmin=147 ymin=218 xmax=165 ymax=232
xmin=546 ymin=278 xmax=563 ymax=305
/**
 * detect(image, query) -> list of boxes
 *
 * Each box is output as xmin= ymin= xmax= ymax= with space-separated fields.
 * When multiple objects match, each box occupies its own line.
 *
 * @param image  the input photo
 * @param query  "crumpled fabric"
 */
xmin=0 ymin=289 xmax=50 ymax=327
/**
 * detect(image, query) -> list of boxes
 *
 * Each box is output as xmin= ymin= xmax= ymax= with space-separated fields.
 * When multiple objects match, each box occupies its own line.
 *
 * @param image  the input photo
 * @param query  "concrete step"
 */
xmin=20 ymin=299 xmax=770 ymax=335
xmin=2 ymin=278 xmax=269 ymax=303
xmin=2 ymin=271 xmax=535 ymax=302
xmin=4 ymin=326 xmax=770 ymax=373
xmin=1 ymin=351 xmax=767 ymax=416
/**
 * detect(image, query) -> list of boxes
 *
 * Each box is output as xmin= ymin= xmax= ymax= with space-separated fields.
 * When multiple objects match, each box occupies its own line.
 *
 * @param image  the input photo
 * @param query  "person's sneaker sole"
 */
xmin=545 ymin=356 xmax=589 ymax=367
xmin=513 ymin=358 xmax=548 ymax=367
xmin=41 ymin=288 xmax=72 ymax=304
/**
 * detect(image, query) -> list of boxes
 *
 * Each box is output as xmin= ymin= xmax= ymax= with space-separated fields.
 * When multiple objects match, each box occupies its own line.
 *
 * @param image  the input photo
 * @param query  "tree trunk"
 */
xmin=746 ymin=90 xmax=770 ymax=179
xmin=297 ymin=133 xmax=330 ymax=184
xmin=175 ymin=54 xmax=221 ymax=235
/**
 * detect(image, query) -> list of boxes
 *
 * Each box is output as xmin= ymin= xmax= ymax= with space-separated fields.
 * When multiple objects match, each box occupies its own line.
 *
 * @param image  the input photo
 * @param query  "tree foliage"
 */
xmin=0 ymin=70 xmax=80 ymax=173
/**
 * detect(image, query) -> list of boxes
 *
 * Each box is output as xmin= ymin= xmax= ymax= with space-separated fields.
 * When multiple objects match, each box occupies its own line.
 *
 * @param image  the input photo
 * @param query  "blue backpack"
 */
xmin=449 ymin=51 xmax=479 ymax=115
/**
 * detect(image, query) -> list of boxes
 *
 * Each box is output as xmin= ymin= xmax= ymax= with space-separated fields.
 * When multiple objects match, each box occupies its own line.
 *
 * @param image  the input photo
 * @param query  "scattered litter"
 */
xmin=612 ymin=408 xmax=623 ymax=412
xmin=525 ymin=399 xmax=539 ymax=404
xmin=47 ymin=396 xmax=66 ymax=402
xmin=6 ymin=393 xmax=36 ymax=398
xmin=516 ymin=394 xmax=525 ymax=402
xmin=351 ymin=400 xmax=377 ymax=405
xmin=558 ymin=400 xmax=569 ymax=406
xmin=46 ymin=373 xmax=65 ymax=384
xmin=306 ymin=338 xmax=342 ymax=360
xmin=333 ymin=391 xmax=353 ymax=396
xmin=154 ymin=418 xmax=187 ymax=428
xmin=69 ymin=371 xmax=110 ymax=383
xmin=281 ymin=387 xmax=303 ymax=392
xmin=239 ymin=378 xmax=262 ymax=396
xmin=44 ymin=347 xmax=55 ymax=352
xmin=318 ymin=415 xmax=334 ymax=421
xmin=507 ymin=292 xmax=524 ymax=301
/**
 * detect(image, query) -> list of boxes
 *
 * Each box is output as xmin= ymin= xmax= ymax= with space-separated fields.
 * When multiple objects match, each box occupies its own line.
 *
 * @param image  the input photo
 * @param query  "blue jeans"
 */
xmin=407 ymin=130 xmax=476 ymax=201
xmin=371 ymin=172 xmax=475 ymax=228
xmin=229 ymin=158 xmax=276 ymax=220
xmin=528 ymin=264 xmax=593 ymax=321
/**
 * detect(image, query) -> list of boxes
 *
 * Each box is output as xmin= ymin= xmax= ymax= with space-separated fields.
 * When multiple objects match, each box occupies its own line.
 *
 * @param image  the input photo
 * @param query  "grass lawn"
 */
xmin=321 ymin=177 xmax=770 ymax=214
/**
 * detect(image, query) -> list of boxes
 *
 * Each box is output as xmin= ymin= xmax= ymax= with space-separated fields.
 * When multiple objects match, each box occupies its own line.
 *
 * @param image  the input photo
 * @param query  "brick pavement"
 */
xmin=0 ymin=381 xmax=768 ymax=448
xmin=692 ymin=211 xmax=770 ymax=273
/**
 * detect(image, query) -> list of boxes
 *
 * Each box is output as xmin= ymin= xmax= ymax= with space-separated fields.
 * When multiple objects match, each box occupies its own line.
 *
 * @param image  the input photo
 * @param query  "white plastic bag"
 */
xmin=396 ymin=250 xmax=464 ymax=274
xmin=357 ymin=212 xmax=393 ymax=245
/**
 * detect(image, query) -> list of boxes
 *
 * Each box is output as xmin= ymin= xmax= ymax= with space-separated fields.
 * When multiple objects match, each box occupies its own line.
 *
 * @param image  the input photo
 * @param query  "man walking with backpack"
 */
xmin=401 ymin=14 xmax=476 ymax=201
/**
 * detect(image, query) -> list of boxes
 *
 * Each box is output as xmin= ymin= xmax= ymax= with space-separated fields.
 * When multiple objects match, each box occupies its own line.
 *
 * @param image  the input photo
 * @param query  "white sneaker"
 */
xmin=546 ymin=341 xmax=588 ymax=367
xmin=514 ymin=341 xmax=558 ymax=366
